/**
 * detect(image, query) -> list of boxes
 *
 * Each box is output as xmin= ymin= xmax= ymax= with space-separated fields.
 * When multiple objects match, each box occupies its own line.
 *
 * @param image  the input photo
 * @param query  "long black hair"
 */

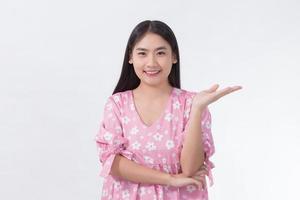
xmin=112 ymin=20 xmax=181 ymax=95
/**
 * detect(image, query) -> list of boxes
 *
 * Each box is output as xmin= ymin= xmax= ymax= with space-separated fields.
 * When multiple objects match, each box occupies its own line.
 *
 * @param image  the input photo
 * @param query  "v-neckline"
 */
xmin=130 ymin=87 xmax=174 ymax=129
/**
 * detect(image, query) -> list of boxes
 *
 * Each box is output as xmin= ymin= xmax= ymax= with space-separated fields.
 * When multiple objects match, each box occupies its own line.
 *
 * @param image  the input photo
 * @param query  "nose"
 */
xmin=147 ymin=54 xmax=158 ymax=67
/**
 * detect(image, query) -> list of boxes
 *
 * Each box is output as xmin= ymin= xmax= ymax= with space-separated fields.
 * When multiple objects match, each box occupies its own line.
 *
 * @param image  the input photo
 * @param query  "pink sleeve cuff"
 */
xmin=97 ymin=135 xmax=134 ymax=178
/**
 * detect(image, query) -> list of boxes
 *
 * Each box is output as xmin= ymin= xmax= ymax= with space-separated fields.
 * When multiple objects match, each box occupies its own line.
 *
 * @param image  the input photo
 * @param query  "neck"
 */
xmin=133 ymin=83 xmax=173 ymax=99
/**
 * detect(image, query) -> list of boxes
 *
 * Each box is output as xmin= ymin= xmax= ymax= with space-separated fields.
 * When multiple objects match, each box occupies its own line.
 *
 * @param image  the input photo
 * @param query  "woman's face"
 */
xmin=129 ymin=32 xmax=177 ymax=87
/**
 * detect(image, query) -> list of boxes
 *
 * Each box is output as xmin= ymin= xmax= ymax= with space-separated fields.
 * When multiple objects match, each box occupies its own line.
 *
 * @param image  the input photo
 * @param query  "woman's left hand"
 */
xmin=192 ymin=84 xmax=242 ymax=110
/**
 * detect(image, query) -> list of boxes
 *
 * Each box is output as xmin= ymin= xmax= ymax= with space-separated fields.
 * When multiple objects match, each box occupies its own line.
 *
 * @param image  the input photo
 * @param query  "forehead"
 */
xmin=133 ymin=32 xmax=171 ymax=50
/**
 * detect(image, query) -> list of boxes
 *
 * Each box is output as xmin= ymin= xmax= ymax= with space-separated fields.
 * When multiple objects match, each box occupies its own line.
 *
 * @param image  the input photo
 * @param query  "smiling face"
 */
xmin=129 ymin=32 xmax=177 ymax=87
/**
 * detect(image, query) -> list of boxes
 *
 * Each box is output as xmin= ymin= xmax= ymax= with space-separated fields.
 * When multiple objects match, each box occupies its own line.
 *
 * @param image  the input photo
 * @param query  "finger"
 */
xmin=215 ymin=86 xmax=240 ymax=99
xmin=199 ymin=178 xmax=206 ymax=190
xmin=193 ymin=177 xmax=206 ymax=189
xmin=195 ymin=166 xmax=209 ymax=175
xmin=193 ymin=171 xmax=207 ymax=179
xmin=206 ymin=84 xmax=219 ymax=93
xmin=193 ymin=179 xmax=202 ymax=189
xmin=194 ymin=169 xmax=208 ymax=177
xmin=192 ymin=174 xmax=203 ymax=181
xmin=193 ymin=176 xmax=206 ymax=185
xmin=194 ymin=176 xmax=206 ymax=190
xmin=223 ymin=85 xmax=242 ymax=94
xmin=230 ymin=85 xmax=243 ymax=92
xmin=200 ymin=164 xmax=208 ymax=171
xmin=201 ymin=178 xmax=207 ymax=190
xmin=191 ymin=179 xmax=201 ymax=188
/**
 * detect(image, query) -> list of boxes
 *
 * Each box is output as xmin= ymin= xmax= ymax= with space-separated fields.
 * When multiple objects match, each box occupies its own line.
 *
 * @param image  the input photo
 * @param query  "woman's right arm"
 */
xmin=111 ymin=154 xmax=171 ymax=185
xmin=111 ymin=154 xmax=205 ymax=188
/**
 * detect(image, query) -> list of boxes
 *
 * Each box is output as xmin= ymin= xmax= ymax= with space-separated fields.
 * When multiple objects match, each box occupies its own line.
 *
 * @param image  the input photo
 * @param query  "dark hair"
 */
xmin=112 ymin=20 xmax=181 ymax=94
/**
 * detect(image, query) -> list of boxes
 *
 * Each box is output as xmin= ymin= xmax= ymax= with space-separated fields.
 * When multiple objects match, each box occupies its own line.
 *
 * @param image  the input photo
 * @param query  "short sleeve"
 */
xmin=95 ymin=96 xmax=133 ymax=178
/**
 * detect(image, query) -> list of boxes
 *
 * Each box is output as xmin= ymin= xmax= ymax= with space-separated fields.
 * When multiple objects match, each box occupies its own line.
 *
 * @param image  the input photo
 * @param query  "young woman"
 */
xmin=95 ymin=20 xmax=242 ymax=200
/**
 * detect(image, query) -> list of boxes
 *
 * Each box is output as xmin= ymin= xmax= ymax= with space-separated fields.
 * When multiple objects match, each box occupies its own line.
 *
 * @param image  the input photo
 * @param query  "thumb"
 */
xmin=206 ymin=84 xmax=219 ymax=92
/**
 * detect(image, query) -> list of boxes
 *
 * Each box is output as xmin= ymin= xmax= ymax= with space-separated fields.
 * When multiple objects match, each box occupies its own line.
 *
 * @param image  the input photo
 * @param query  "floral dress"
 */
xmin=95 ymin=87 xmax=215 ymax=200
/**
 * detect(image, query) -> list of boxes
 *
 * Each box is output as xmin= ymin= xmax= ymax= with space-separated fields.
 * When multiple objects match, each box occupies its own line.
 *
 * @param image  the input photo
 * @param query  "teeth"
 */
xmin=145 ymin=70 xmax=160 ymax=74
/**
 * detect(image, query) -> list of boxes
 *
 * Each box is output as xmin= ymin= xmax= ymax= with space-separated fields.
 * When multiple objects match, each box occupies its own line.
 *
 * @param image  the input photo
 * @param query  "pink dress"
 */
xmin=95 ymin=87 xmax=215 ymax=200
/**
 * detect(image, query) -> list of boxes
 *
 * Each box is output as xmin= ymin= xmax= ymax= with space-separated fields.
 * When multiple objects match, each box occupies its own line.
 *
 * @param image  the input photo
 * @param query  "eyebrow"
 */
xmin=135 ymin=46 xmax=168 ymax=51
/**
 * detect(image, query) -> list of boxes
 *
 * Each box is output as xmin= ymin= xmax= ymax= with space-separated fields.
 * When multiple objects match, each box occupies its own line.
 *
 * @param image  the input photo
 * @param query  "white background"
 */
xmin=1 ymin=0 xmax=299 ymax=199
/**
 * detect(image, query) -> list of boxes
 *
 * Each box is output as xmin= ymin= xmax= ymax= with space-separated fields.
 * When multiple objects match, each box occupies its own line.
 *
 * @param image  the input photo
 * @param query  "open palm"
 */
xmin=192 ymin=84 xmax=242 ymax=109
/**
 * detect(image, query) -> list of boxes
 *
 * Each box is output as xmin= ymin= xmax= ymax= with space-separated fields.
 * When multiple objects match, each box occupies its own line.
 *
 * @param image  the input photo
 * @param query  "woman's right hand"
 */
xmin=168 ymin=167 xmax=208 ymax=189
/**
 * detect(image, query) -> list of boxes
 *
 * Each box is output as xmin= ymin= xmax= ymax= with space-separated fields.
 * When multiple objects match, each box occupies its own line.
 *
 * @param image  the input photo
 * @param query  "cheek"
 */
xmin=158 ymin=56 xmax=173 ymax=66
xmin=132 ymin=59 xmax=144 ymax=69
xmin=159 ymin=60 xmax=173 ymax=72
xmin=132 ymin=65 xmax=144 ymax=78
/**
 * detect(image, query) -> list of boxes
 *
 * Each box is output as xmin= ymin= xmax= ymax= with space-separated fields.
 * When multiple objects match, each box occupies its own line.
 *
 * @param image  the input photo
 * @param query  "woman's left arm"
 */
xmin=180 ymin=84 xmax=242 ymax=177
xmin=180 ymin=105 xmax=206 ymax=177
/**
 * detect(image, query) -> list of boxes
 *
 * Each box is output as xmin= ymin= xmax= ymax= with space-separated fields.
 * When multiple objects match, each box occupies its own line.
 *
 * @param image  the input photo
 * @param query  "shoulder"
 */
xmin=104 ymin=90 xmax=131 ymax=110
xmin=174 ymin=87 xmax=210 ymax=116
xmin=173 ymin=87 xmax=198 ymax=104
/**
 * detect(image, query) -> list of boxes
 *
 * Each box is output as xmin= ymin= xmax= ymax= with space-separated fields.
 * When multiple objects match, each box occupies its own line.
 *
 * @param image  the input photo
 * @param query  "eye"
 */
xmin=137 ymin=52 xmax=146 ymax=56
xmin=157 ymin=51 xmax=166 ymax=55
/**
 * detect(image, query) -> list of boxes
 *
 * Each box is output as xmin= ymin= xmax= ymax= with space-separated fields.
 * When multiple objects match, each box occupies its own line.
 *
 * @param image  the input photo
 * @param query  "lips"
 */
xmin=143 ymin=70 xmax=161 ymax=75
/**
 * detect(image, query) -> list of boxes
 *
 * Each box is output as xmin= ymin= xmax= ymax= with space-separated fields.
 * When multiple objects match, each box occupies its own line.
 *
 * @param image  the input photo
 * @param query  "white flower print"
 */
xmin=164 ymin=113 xmax=173 ymax=122
xmin=131 ymin=141 xmax=141 ymax=150
xmin=186 ymin=185 xmax=197 ymax=193
xmin=130 ymin=126 xmax=139 ymax=135
xmin=113 ymin=95 xmax=120 ymax=103
xmin=153 ymin=132 xmax=163 ymax=141
xmin=158 ymin=188 xmax=164 ymax=199
xmin=165 ymin=140 xmax=175 ymax=150
xmin=162 ymin=157 xmax=167 ymax=163
xmin=163 ymin=164 xmax=170 ymax=173
xmin=184 ymin=108 xmax=191 ymax=119
xmin=97 ymin=146 xmax=103 ymax=155
xmin=114 ymin=181 xmax=121 ymax=190
xmin=106 ymin=103 xmax=113 ymax=111
xmin=145 ymin=142 xmax=157 ymax=151
xmin=115 ymin=126 xmax=122 ymax=133
xmin=144 ymin=156 xmax=154 ymax=164
xmin=122 ymin=190 xmax=130 ymax=199
xmin=174 ymin=88 xmax=182 ymax=96
xmin=102 ymin=189 xmax=108 ymax=197
xmin=121 ymin=116 xmax=130 ymax=124
xmin=138 ymin=187 xmax=146 ymax=197
xmin=130 ymin=103 xmax=135 ymax=111
xmin=186 ymin=97 xmax=193 ymax=106
xmin=203 ymin=119 xmax=211 ymax=129
xmin=103 ymin=131 xmax=113 ymax=142
xmin=173 ymin=101 xmax=181 ymax=109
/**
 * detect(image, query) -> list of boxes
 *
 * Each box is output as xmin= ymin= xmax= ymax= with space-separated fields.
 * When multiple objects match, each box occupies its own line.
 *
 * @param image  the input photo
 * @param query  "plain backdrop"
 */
xmin=0 ymin=0 xmax=299 ymax=199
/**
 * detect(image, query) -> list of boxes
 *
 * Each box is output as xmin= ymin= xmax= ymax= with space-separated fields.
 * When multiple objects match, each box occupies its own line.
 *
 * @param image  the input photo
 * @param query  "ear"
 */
xmin=172 ymin=54 xmax=177 ymax=64
xmin=129 ymin=53 xmax=133 ymax=64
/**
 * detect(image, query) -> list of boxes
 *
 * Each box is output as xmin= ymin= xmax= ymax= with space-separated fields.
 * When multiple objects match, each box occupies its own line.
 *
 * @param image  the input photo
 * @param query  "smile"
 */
xmin=143 ymin=70 xmax=161 ymax=76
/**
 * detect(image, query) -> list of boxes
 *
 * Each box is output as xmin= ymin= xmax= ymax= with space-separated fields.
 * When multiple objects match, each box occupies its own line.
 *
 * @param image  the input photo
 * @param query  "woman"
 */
xmin=95 ymin=20 xmax=242 ymax=199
